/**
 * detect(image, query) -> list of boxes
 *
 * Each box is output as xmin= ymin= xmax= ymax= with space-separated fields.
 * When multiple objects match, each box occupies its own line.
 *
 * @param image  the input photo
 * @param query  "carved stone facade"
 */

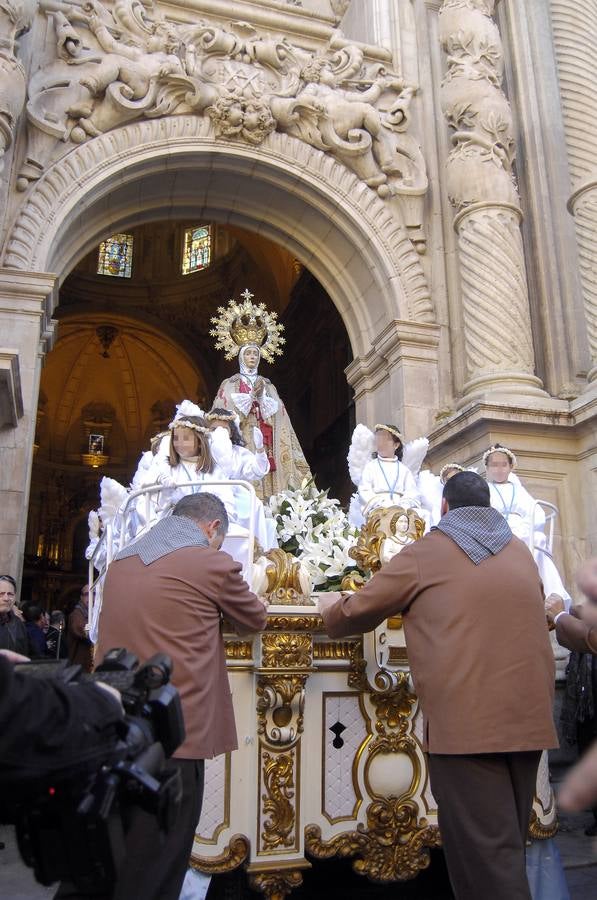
xmin=0 ymin=0 xmax=595 ymax=675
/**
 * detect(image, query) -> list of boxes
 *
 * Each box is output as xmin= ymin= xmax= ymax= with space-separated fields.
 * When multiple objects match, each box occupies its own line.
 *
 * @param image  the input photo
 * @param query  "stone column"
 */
xmin=0 ymin=269 xmax=57 ymax=585
xmin=550 ymin=0 xmax=597 ymax=383
xmin=346 ymin=320 xmax=440 ymax=436
xmin=438 ymin=0 xmax=545 ymax=399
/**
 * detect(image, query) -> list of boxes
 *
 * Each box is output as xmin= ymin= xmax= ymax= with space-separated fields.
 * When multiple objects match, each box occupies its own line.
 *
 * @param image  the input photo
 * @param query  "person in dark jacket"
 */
xmin=0 ymin=575 xmax=28 ymax=657
xmin=67 ymin=586 xmax=93 ymax=672
xmin=23 ymin=605 xmax=49 ymax=658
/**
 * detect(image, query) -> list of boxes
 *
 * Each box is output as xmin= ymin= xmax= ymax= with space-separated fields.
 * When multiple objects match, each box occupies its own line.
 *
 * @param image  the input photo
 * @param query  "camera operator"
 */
xmin=0 ymin=647 xmax=124 ymax=794
xmin=95 ymin=492 xmax=268 ymax=900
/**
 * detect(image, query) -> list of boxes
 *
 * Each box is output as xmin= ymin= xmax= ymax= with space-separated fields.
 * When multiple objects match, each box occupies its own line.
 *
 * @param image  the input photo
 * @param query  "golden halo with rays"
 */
xmin=209 ymin=289 xmax=286 ymax=363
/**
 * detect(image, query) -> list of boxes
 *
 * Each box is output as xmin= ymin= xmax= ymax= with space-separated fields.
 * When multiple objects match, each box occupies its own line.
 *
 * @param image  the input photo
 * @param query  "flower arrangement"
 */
xmin=267 ymin=479 xmax=362 ymax=591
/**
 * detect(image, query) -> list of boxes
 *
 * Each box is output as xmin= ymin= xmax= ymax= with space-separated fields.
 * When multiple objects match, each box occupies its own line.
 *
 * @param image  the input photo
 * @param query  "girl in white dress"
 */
xmin=358 ymin=424 xmax=420 ymax=518
xmin=484 ymin=443 xmax=571 ymax=606
xmin=206 ymin=407 xmax=277 ymax=551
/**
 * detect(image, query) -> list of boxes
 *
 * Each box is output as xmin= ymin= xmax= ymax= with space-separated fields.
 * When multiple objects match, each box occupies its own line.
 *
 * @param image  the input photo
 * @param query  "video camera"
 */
xmin=2 ymin=648 xmax=185 ymax=893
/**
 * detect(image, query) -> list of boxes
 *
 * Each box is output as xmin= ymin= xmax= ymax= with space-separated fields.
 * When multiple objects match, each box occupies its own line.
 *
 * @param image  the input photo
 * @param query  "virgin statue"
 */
xmin=210 ymin=290 xmax=311 ymax=501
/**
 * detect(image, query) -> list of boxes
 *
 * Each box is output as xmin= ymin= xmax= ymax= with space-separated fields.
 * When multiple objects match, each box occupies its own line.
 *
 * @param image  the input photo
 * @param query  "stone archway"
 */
xmin=0 ymin=119 xmax=440 ymax=576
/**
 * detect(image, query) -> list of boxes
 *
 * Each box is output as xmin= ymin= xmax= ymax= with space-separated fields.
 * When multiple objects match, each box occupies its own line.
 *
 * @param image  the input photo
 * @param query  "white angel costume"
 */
xmin=488 ymin=474 xmax=571 ymax=606
xmin=347 ymin=424 xmax=428 ymax=528
xmin=206 ymin=425 xmax=277 ymax=551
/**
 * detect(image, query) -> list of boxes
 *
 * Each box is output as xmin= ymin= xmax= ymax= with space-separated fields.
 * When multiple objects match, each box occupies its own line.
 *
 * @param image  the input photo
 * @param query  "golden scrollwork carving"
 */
xmin=261 ymin=632 xmax=312 ymax=669
xmin=248 ymin=868 xmax=304 ymax=900
xmin=528 ymin=809 xmax=558 ymax=840
xmin=257 ymin=548 xmax=314 ymax=606
xmin=349 ymin=506 xmax=426 ymax=574
xmin=266 ymin=614 xmax=324 ymax=632
xmin=225 ymin=640 xmax=253 ymax=660
xmin=257 ymin=673 xmax=307 ymax=745
xmin=313 ymin=639 xmax=361 ymax=661
xmin=190 ymin=834 xmax=250 ymax=874
xmin=261 ymin=751 xmax=296 ymax=851
xmin=305 ymin=801 xmax=441 ymax=882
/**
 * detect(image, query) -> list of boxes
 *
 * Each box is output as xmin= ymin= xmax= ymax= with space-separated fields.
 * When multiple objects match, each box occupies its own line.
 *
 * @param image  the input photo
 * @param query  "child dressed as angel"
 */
xmin=348 ymin=423 xmax=426 ymax=527
xmin=484 ymin=443 xmax=571 ymax=607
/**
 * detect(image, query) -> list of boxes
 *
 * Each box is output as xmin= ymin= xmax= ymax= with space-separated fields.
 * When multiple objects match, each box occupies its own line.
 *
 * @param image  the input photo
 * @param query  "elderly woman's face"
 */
xmin=0 ymin=579 xmax=16 ymax=614
xmin=173 ymin=426 xmax=199 ymax=460
xmin=242 ymin=347 xmax=260 ymax=369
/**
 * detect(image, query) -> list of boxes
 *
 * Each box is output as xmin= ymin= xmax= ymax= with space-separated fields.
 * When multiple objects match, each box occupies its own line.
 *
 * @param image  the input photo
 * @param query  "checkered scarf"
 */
xmin=115 ymin=515 xmax=208 ymax=565
xmin=432 ymin=506 xmax=512 ymax=565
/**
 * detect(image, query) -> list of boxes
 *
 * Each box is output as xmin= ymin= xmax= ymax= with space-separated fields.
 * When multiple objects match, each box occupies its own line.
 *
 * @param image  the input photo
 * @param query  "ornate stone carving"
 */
xmin=257 ymin=673 xmax=306 ymax=745
xmin=551 ymin=1 xmax=597 ymax=379
xmin=0 ymin=0 xmax=35 ymax=173
xmin=261 ymin=632 xmax=312 ymax=669
xmin=438 ymin=0 xmax=544 ymax=397
xmin=18 ymin=1 xmax=428 ymax=249
xmin=261 ymin=751 xmax=296 ymax=850
xmin=2 ymin=116 xmax=434 ymax=325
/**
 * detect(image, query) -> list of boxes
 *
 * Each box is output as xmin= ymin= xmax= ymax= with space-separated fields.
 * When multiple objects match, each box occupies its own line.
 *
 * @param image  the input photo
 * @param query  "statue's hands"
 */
xmin=253 ymin=377 xmax=265 ymax=399
xmin=252 ymin=426 xmax=264 ymax=451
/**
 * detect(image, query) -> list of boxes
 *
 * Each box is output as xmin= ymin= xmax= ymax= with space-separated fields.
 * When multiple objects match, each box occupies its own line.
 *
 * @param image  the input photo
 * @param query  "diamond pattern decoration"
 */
xmin=197 ymin=753 xmax=227 ymax=840
xmin=324 ymin=695 xmax=367 ymax=821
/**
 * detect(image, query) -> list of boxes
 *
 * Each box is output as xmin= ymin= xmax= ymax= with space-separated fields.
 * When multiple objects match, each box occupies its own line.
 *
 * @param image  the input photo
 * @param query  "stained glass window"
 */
xmin=97 ymin=233 xmax=134 ymax=278
xmin=182 ymin=225 xmax=211 ymax=275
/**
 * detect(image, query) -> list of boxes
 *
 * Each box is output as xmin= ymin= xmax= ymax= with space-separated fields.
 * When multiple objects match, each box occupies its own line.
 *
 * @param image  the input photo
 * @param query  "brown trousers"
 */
xmin=428 ymin=750 xmax=541 ymax=900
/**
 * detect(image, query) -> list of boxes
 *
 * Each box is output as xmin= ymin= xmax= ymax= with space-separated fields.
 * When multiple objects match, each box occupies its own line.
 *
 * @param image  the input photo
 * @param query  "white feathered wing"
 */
xmin=347 ymin=424 xmax=375 ymax=487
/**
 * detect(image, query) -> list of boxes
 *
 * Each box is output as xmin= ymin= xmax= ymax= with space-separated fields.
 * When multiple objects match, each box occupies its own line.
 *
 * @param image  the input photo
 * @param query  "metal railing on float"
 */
xmin=87 ymin=480 xmax=257 ymax=642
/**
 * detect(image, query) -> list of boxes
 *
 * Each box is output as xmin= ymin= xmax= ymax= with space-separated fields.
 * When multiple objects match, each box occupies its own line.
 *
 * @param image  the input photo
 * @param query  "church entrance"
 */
xmin=22 ymin=219 xmax=354 ymax=609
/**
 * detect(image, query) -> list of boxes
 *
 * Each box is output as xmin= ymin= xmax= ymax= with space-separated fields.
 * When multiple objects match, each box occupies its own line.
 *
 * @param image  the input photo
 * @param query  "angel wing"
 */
xmin=347 ymin=424 xmax=375 ymax=487
xmin=402 ymin=437 xmax=429 ymax=477
xmin=98 ymin=476 xmax=129 ymax=525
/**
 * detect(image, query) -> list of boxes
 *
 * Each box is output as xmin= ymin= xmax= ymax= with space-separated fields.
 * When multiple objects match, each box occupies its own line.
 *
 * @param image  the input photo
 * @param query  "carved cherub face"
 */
xmin=173 ymin=426 xmax=200 ymax=460
xmin=485 ymin=451 xmax=513 ymax=484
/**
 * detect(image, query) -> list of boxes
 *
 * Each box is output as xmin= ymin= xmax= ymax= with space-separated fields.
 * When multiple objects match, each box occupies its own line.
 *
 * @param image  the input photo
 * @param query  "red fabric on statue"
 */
xmin=238 ymin=380 xmax=276 ymax=472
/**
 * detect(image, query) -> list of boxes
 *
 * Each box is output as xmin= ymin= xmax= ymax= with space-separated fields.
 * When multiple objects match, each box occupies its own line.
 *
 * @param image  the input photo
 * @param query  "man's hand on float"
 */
xmin=545 ymin=593 xmax=565 ymax=627
xmin=252 ymin=426 xmax=265 ymax=451
xmin=318 ymin=593 xmax=342 ymax=622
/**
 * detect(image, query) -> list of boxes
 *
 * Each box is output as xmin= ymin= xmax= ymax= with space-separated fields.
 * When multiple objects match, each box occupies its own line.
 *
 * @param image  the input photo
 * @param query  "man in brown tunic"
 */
xmin=95 ymin=492 xmax=268 ymax=900
xmin=319 ymin=471 xmax=557 ymax=900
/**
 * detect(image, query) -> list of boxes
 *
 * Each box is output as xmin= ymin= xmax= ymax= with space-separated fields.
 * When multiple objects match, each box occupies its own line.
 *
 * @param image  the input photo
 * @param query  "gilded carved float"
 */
xmin=191 ymin=507 xmax=557 ymax=899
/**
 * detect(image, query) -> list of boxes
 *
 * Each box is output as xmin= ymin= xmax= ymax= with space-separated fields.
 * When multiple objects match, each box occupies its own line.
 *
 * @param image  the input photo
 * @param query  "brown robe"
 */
xmin=96 ymin=546 xmax=267 ymax=759
xmin=321 ymin=529 xmax=558 ymax=755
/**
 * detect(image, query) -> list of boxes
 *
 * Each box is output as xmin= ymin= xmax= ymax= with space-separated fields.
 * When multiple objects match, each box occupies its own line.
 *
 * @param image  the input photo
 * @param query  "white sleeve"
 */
xmin=209 ymin=426 xmax=235 ymax=475
xmin=259 ymin=391 xmax=279 ymax=420
xmin=401 ymin=464 xmax=421 ymax=503
xmin=357 ymin=460 xmax=376 ymax=507
xmin=236 ymin=446 xmax=270 ymax=480
xmin=230 ymin=392 xmax=254 ymax=417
